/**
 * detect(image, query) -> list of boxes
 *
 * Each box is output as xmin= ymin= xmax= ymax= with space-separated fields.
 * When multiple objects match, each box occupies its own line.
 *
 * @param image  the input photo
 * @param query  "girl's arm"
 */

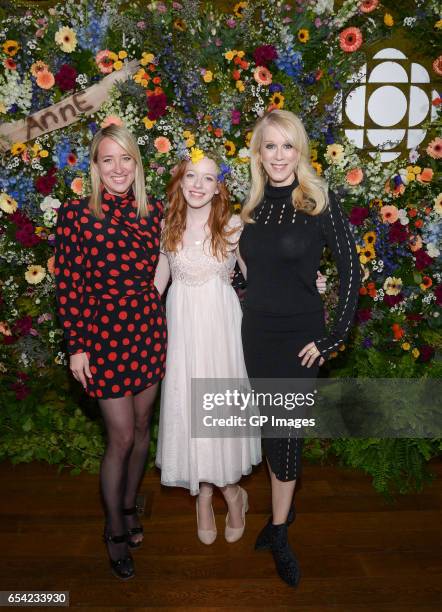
xmin=154 ymin=252 xmax=171 ymax=296
xmin=235 ymin=246 xmax=247 ymax=280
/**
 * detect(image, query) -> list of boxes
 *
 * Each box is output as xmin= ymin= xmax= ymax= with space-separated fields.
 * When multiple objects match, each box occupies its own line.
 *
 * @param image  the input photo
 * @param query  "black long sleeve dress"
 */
xmin=54 ymin=188 xmax=167 ymax=399
xmin=239 ymin=179 xmax=360 ymax=481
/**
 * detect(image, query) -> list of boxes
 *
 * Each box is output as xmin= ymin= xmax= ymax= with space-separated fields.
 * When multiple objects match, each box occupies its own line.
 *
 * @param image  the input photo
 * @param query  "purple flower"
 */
xmin=231 ymin=109 xmax=241 ymax=125
xmin=357 ymin=308 xmax=372 ymax=323
xmin=388 ymin=222 xmax=408 ymax=243
xmin=362 ymin=337 xmax=373 ymax=348
xmin=414 ymin=249 xmax=433 ymax=271
xmin=383 ymin=293 xmax=404 ymax=308
xmin=269 ymin=83 xmax=284 ymax=93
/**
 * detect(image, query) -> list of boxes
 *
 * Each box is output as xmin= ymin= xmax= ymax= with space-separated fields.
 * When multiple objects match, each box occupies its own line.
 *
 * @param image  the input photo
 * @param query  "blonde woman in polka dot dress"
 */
xmin=55 ymin=125 xmax=167 ymax=580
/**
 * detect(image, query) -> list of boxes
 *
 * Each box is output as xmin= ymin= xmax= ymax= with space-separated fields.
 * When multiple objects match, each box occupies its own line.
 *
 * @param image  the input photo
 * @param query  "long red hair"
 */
xmin=162 ymin=159 xmax=236 ymax=260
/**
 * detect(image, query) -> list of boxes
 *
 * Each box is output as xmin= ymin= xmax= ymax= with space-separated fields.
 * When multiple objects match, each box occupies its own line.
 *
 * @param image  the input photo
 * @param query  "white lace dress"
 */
xmin=155 ymin=216 xmax=262 ymax=495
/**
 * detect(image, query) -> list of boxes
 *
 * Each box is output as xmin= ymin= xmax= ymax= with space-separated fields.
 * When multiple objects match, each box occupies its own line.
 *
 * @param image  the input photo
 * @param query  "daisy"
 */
xmin=426 ymin=137 xmax=442 ymax=159
xmin=359 ymin=0 xmax=378 ymax=13
xmin=30 ymin=60 xmax=49 ymax=77
xmin=2 ymin=40 xmax=19 ymax=56
xmin=25 ymin=265 xmax=46 ymax=285
xmin=325 ymin=143 xmax=345 ymax=164
xmin=55 ymin=26 xmax=77 ymax=53
xmin=433 ymin=56 xmax=442 ymax=76
xmin=339 ymin=27 xmax=363 ymax=52
xmin=36 ymin=70 xmax=55 ymax=89
xmin=380 ymin=205 xmax=399 ymax=224
xmin=346 ymin=167 xmax=364 ymax=185
xmin=154 ymin=137 xmax=171 ymax=154
xmin=383 ymin=277 xmax=402 ymax=296
xmin=253 ymin=66 xmax=272 ymax=86
xmin=0 ymin=192 xmax=18 ymax=214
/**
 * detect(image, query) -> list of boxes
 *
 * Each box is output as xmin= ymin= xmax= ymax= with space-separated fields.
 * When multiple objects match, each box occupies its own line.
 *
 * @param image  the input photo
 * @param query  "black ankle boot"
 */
xmin=254 ymin=506 xmax=296 ymax=551
xmin=269 ymin=523 xmax=300 ymax=587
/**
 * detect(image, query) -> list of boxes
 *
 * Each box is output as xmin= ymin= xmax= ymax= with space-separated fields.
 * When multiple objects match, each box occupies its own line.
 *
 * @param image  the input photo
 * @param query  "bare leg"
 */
xmin=267 ymin=458 xmax=295 ymax=525
xmin=220 ymin=484 xmax=245 ymax=528
xmin=197 ymin=482 xmax=216 ymax=531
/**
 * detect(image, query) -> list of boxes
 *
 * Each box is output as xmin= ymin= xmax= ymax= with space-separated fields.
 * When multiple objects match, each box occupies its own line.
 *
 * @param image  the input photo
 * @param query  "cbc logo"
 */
xmin=342 ymin=47 xmax=439 ymax=161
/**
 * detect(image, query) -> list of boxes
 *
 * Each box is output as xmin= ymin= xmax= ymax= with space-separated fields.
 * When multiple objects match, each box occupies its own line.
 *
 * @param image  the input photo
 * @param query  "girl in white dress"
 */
xmin=154 ymin=155 xmax=261 ymax=544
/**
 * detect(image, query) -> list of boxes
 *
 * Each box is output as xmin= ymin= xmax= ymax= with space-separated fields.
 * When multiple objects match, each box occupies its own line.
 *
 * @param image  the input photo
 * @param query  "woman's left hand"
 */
xmin=298 ymin=342 xmax=324 ymax=368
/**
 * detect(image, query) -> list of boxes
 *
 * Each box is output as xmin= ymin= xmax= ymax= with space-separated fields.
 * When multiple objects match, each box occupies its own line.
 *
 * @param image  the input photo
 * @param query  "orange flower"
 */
xmin=152 ymin=76 xmax=161 ymax=85
xmin=101 ymin=115 xmax=123 ymax=128
xmin=392 ymin=323 xmax=405 ymax=340
xmin=214 ymin=128 xmax=223 ymax=138
xmin=408 ymin=207 xmax=417 ymax=218
xmin=71 ymin=177 xmax=83 ymax=195
xmin=409 ymin=235 xmax=423 ymax=252
xmin=253 ymin=65 xmax=272 ymax=86
xmin=47 ymin=256 xmax=55 ymax=274
xmin=346 ymin=168 xmax=364 ymax=186
xmin=414 ymin=219 xmax=423 ymax=229
xmin=417 ymin=168 xmax=433 ymax=183
xmin=36 ymin=70 xmax=55 ymax=89
xmin=30 ymin=60 xmax=49 ymax=77
xmin=420 ymin=276 xmax=432 ymax=290
xmin=154 ymin=136 xmax=171 ymax=154
xmin=232 ymin=69 xmax=241 ymax=80
xmin=359 ymin=287 xmax=367 ymax=295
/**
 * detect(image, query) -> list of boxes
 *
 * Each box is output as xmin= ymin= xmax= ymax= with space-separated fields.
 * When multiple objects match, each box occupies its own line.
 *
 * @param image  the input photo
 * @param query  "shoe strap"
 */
xmin=103 ymin=533 xmax=128 ymax=544
xmin=123 ymin=507 xmax=137 ymax=515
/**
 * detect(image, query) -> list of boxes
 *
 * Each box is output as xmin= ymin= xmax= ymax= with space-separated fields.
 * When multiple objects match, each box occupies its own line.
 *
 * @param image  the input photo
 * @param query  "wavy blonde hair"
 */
xmin=88 ymin=125 xmax=148 ymax=218
xmin=162 ymin=158 xmax=236 ymax=261
xmin=241 ymin=110 xmax=328 ymax=223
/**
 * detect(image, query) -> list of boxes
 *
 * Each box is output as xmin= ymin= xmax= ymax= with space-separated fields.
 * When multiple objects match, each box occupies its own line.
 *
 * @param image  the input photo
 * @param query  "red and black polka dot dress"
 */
xmin=54 ymin=189 xmax=167 ymax=399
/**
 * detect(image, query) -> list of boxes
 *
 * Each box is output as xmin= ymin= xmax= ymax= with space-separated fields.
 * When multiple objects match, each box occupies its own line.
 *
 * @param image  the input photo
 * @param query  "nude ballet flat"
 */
xmin=196 ymin=492 xmax=217 ymax=545
xmin=225 ymin=486 xmax=248 ymax=543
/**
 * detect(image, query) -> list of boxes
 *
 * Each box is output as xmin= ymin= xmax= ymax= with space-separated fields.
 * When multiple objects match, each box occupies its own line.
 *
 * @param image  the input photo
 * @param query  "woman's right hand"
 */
xmin=69 ymin=352 xmax=92 ymax=390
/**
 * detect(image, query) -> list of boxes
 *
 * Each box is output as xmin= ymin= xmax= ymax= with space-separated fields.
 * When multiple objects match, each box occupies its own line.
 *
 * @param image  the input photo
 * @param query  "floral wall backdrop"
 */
xmin=0 ymin=0 xmax=440 ymax=493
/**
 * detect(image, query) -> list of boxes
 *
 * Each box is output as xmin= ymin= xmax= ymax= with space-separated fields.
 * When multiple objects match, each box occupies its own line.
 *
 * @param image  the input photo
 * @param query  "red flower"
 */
xmin=383 ymin=293 xmax=404 ymax=308
xmin=11 ymin=210 xmax=31 ymax=228
xmin=359 ymin=0 xmax=379 ymax=13
xmin=434 ymin=284 xmax=442 ymax=306
xmin=406 ymin=313 xmax=423 ymax=323
xmin=13 ymin=316 xmax=33 ymax=336
xmin=35 ymin=167 xmax=57 ymax=195
xmin=418 ymin=345 xmax=434 ymax=362
xmin=15 ymin=223 xmax=40 ymax=247
xmin=253 ymin=44 xmax=278 ymax=67
xmin=339 ymin=27 xmax=363 ymax=52
xmin=146 ymin=92 xmax=168 ymax=120
xmin=349 ymin=206 xmax=368 ymax=225
xmin=388 ymin=221 xmax=408 ymax=243
xmin=10 ymin=381 xmax=30 ymax=400
xmin=55 ymin=64 xmax=78 ymax=91
xmin=356 ymin=308 xmax=372 ymax=322
xmin=414 ymin=249 xmax=433 ymax=271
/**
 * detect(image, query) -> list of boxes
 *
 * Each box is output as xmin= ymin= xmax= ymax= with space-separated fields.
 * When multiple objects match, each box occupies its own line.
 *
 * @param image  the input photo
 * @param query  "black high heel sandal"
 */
xmin=123 ymin=507 xmax=144 ymax=549
xmin=103 ymin=532 xmax=135 ymax=580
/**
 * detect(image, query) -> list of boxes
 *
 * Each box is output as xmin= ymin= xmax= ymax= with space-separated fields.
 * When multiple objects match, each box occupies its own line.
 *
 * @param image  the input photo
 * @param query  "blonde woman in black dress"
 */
xmin=239 ymin=110 xmax=360 ymax=586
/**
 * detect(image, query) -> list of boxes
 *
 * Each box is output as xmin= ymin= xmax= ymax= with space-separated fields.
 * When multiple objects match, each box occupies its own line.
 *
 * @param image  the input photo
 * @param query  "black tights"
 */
xmin=98 ymin=383 xmax=158 ymax=556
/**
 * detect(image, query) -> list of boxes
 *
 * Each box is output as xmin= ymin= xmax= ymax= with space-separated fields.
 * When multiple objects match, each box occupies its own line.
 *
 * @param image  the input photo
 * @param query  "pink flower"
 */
xmin=339 ymin=27 xmax=363 ymax=52
xmin=154 ymin=136 xmax=171 ymax=153
xmin=253 ymin=65 xmax=272 ymax=86
xmin=231 ymin=109 xmax=241 ymax=125
xmin=253 ymin=45 xmax=278 ymax=67
xmin=101 ymin=115 xmax=123 ymax=128
xmin=359 ymin=0 xmax=379 ymax=13
xmin=346 ymin=168 xmax=364 ymax=186
xmin=95 ymin=50 xmax=114 ymax=74
xmin=432 ymin=56 xmax=442 ymax=77
xmin=226 ymin=18 xmax=236 ymax=28
xmin=71 ymin=177 xmax=83 ymax=195
xmin=380 ymin=205 xmax=399 ymax=224
xmin=426 ymin=137 xmax=442 ymax=160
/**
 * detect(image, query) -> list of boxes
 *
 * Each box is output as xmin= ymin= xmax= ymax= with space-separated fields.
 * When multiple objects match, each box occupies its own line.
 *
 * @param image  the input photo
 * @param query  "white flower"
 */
xmin=40 ymin=196 xmax=62 ymax=212
xmin=426 ymin=244 xmax=440 ymax=258
xmin=397 ymin=209 xmax=409 ymax=225
xmin=398 ymin=168 xmax=409 ymax=186
xmin=409 ymin=148 xmax=419 ymax=163
xmin=314 ymin=0 xmax=334 ymax=15
xmin=238 ymin=147 xmax=250 ymax=159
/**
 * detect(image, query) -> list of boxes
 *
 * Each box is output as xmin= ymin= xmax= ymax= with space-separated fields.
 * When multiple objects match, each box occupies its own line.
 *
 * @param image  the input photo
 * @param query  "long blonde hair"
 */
xmin=88 ymin=125 xmax=148 ymax=218
xmin=241 ymin=110 xmax=328 ymax=223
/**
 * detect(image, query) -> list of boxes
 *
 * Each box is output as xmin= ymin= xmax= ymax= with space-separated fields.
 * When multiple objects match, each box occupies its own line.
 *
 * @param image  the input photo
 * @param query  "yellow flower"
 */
xmin=140 ymin=52 xmax=155 ymax=66
xmin=3 ymin=40 xmax=20 ymax=56
xmin=310 ymin=149 xmax=318 ymax=161
xmin=118 ymin=50 xmax=128 ymax=59
xmin=134 ymin=68 xmax=149 ymax=87
xmin=25 ymin=265 xmax=46 ymax=285
xmin=183 ymin=130 xmax=195 ymax=147
xmin=142 ymin=117 xmax=156 ymax=129
xmin=113 ymin=60 xmax=123 ymax=71
xmin=237 ymin=51 xmax=245 ymax=59
xmin=338 ymin=344 xmax=346 ymax=351
xmin=363 ymin=231 xmax=376 ymax=246
xmin=40 ymin=150 xmax=49 ymax=158
xmin=224 ymin=140 xmax=236 ymax=156
xmin=383 ymin=276 xmax=402 ymax=296
xmin=11 ymin=142 xmax=26 ymax=156
xmin=0 ymin=192 xmax=18 ymax=214
xmin=232 ymin=203 xmax=241 ymax=213
xmin=203 ymin=70 xmax=213 ymax=83
xmin=108 ymin=51 xmax=118 ymax=62
xmin=54 ymin=26 xmax=77 ymax=53
xmin=435 ymin=19 xmax=442 ymax=29
xmin=311 ymin=161 xmax=322 ymax=175
xmin=358 ymin=246 xmax=376 ymax=265
xmin=236 ymin=80 xmax=245 ymax=92
xmin=269 ymin=92 xmax=284 ymax=109
xmin=0 ymin=102 xmax=6 ymax=114
xmin=401 ymin=343 xmax=410 ymax=351
xmin=190 ymin=147 xmax=205 ymax=164
xmin=298 ymin=29 xmax=310 ymax=43
xmin=370 ymin=198 xmax=383 ymax=207
xmin=234 ymin=2 xmax=248 ymax=19
xmin=412 ymin=348 xmax=420 ymax=359
xmin=325 ymin=143 xmax=345 ymax=164
xmin=245 ymin=131 xmax=253 ymax=147
xmin=434 ymin=193 xmax=442 ymax=215
xmin=173 ymin=19 xmax=186 ymax=31
xmin=384 ymin=13 xmax=394 ymax=27
xmin=224 ymin=50 xmax=235 ymax=61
